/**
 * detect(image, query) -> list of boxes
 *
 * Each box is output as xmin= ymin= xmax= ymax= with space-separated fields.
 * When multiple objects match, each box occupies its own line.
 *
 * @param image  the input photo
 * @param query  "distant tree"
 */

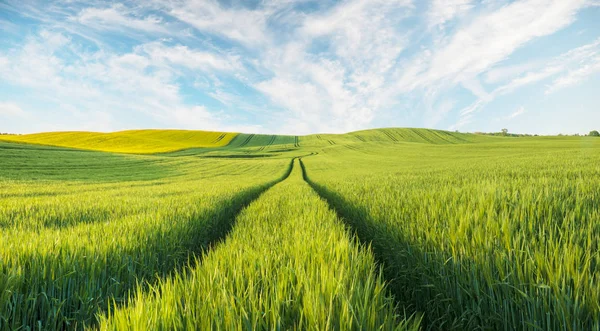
xmin=589 ymin=130 xmax=600 ymax=137
xmin=501 ymin=128 xmax=508 ymax=136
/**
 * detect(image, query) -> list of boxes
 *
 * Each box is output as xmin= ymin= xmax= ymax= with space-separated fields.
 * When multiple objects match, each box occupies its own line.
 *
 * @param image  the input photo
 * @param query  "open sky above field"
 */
xmin=0 ymin=0 xmax=599 ymax=135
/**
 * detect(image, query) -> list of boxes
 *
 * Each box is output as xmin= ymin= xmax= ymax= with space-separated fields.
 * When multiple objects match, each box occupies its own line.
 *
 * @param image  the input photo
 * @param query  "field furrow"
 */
xmin=0 ymin=149 xmax=291 ymax=330
xmin=257 ymin=135 xmax=277 ymax=151
xmin=2 ymin=129 xmax=599 ymax=331
xmin=98 ymin=159 xmax=420 ymax=330
xmin=302 ymin=142 xmax=600 ymax=330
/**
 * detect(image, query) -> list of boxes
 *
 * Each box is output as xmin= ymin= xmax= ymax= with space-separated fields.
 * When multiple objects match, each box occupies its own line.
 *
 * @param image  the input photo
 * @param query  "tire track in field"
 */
xmin=430 ymin=131 xmax=453 ymax=144
xmin=381 ymin=129 xmax=399 ymax=142
xmin=237 ymin=134 xmax=255 ymax=148
xmin=258 ymin=135 xmax=277 ymax=151
xmin=213 ymin=133 xmax=227 ymax=144
xmin=410 ymin=128 xmax=435 ymax=144
xmin=2 ymin=158 xmax=296 ymax=330
xmin=113 ymin=158 xmax=296 ymax=322
xmin=298 ymin=158 xmax=423 ymax=327
xmin=100 ymin=158 xmax=416 ymax=329
xmin=345 ymin=144 xmax=361 ymax=152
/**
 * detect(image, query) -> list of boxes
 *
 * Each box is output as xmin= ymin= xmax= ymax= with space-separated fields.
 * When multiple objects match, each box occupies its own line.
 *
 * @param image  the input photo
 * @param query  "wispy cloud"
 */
xmin=0 ymin=0 xmax=598 ymax=134
xmin=545 ymin=39 xmax=600 ymax=93
xmin=169 ymin=0 xmax=274 ymax=46
xmin=254 ymin=0 xmax=413 ymax=133
xmin=427 ymin=0 xmax=473 ymax=29
xmin=0 ymin=102 xmax=28 ymax=117
xmin=545 ymin=58 xmax=600 ymax=94
xmin=507 ymin=106 xmax=526 ymax=119
xmin=455 ymin=37 xmax=600 ymax=122
xmin=0 ymin=30 xmax=248 ymax=132
xmin=74 ymin=4 xmax=169 ymax=34
xmin=412 ymin=0 xmax=586 ymax=88
xmin=137 ymin=42 xmax=242 ymax=72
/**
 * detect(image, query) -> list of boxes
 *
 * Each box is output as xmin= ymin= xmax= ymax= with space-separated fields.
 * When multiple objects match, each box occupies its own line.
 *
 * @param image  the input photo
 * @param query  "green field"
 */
xmin=0 ymin=128 xmax=598 ymax=330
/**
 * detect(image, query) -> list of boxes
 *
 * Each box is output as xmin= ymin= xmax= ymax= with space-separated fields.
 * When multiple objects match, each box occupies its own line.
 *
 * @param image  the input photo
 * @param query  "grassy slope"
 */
xmin=99 ymin=160 xmax=419 ymax=330
xmin=0 ymin=144 xmax=289 ymax=329
xmin=301 ymin=128 xmax=497 ymax=147
xmin=0 ymin=128 xmax=497 ymax=155
xmin=0 ymin=141 xmax=172 ymax=181
xmin=302 ymin=137 xmax=600 ymax=330
xmin=226 ymin=128 xmax=496 ymax=151
xmin=0 ymin=129 xmax=237 ymax=154
xmin=3 ymin=128 xmax=598 ymax=330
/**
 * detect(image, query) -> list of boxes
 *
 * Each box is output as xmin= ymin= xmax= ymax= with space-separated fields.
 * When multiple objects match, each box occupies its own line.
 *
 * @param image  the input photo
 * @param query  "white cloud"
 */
xmin=460 ymin=99 xmax=485 ymax=116
xmin=544 ymin=39 xmax=600 ymax=93
xmin=372 ymin=0 xmax=591 ymax=131
xmin=249 ymin=0 xmax=413 ymax=134
xmin=545 ymin=58 xmax=600 ymax=94
xmin=426 ymin=98 xmax=456 ymax=127
xmin=456 ymin=37 xmax=600 ymax=119
xmin=74 ymin=4 xmax=168 ymax=33
xmin=484 ymin=62 xmax=543 ymax=85
xmin=0 ymin=30 xmax=244 ymax=133
xmin=0 ymin=56 xmax=8 ymax=70
xmin=0 ymin=102 xmax=28 ymax=117
xmin=138 ymin=42 xmax=241 ymax=72
xmin=301 ymin=0 xmax=410 ymax=73
xmin=428 ymin=0 xmax=473 ymax=28
xmin=169 ymin=0 xmax=272 ymax=46
xmin=507 ymin=106 xmax=526 ymax=119
xmin=0 ymin=0 xmax=597 ymax=134
xmin=495 ymin=65 xmax=564 ymax=95
xmin=462 ymin=78 xmax=491 ymax=101
xmin=508 ymin=38 xmax=600 ymax=93
xmin=424 ymin=0 xmax=586 ymax=86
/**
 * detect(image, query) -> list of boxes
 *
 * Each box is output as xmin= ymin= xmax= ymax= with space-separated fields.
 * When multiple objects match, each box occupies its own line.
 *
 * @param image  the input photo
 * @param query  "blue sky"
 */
xmin=0 ymin=0 xmax=599 ymax=135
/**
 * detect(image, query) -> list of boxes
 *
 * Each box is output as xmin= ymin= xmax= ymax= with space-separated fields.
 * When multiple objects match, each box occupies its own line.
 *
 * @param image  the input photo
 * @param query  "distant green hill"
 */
xmin=0 ymin=128 xmax=497 ymax=155
xmin=224 ymin=128 xmax=496 ymax=150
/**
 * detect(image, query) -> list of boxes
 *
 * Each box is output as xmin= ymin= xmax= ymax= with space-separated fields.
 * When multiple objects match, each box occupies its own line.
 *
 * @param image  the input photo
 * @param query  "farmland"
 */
xmin=0 ymin=130 xmax=237 ymax=154
xmin=0 ymin=129 xmax=599 ymax=330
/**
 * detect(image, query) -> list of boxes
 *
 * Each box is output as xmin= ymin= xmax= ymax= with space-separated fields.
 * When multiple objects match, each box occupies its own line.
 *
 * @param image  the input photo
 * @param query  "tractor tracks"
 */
xmin=258 ymin=135 xmax=277 ymax=151
xmin=238 ymin=134 xmax=255 ymax=148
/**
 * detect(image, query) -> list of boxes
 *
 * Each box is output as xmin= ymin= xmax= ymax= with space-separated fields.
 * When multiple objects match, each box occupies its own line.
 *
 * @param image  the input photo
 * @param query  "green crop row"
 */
xmin=302 ymin=138 xmax=600 ymax=330
xmin=0 ymin=147 xmax=289 ymax=329
xmin=98 ymin=160 xmax=420 ymax=330
xmin=2 ymin=130 xmax=599 ymax=330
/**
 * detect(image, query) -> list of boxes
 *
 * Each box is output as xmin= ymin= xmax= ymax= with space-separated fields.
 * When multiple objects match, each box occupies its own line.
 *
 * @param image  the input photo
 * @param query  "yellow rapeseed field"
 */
xmin=0 ymin=129 xmax=237 ymax=154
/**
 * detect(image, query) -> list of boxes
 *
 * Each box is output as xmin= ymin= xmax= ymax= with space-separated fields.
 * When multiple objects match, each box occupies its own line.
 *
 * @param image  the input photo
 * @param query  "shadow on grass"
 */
xmin=0 ymin=160 xmax=295 ymax=330
xmin=299 ymin=159 xmax=597 ymax=331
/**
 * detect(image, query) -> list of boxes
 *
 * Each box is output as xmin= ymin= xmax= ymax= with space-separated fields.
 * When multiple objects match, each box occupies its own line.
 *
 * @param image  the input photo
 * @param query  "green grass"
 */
xmin=299 ymin=128 xmax=497 ymax=148
xmin=302 ymin=137 xmax=600 ymax=330
xmin=98 ymin=160 xmax=420 ymax=330
xmin=1 ymin=128 xmax=599 ymax=330
xmin=0 ymin=147 xmax=289 ymax=329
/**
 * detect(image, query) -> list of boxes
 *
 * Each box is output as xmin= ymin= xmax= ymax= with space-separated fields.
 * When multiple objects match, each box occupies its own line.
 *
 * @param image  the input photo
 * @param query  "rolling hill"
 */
xmin=0 ymin=129 xmax=237 ymax=154
xmin=0 ymin=128 xmax=497 ymax=155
